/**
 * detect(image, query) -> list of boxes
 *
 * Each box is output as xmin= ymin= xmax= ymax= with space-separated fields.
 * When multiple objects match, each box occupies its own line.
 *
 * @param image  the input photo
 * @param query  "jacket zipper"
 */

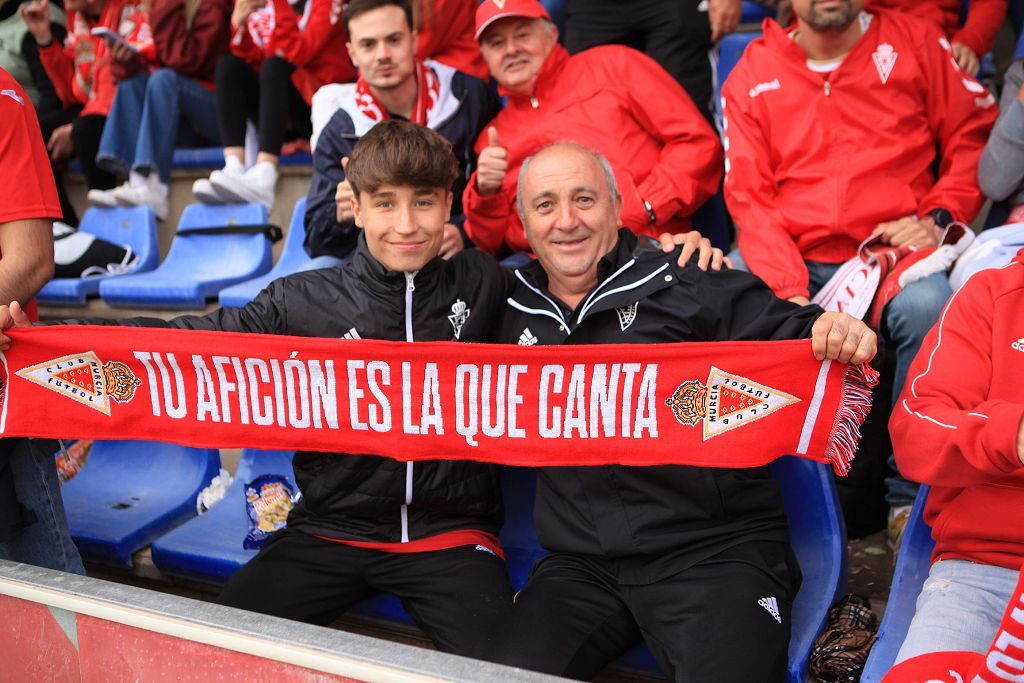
xmin=530 ymin=95 xmax=539 ymax=109
xmin=401 ymin=272 xmax=416 ymax=543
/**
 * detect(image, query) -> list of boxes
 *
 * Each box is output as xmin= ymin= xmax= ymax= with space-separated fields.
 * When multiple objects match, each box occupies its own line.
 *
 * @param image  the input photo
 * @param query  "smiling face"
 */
xmin=346 ymin=4 xmax=417 ymax=91
xmin=478 ymin=17 xmax=557 ymax=95
xmin=352 ymin=184 xmax=453 ymax=272
xmin=792 ymin=0 xmax=862 ymax=31
xmin=519 ymin=144 xmax=622 ymax=303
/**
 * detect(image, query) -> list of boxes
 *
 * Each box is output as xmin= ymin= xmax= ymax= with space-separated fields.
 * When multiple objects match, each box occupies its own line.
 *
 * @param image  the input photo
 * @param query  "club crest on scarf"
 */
xmin=665 ymin=367 xmax=798 ymax=439
xmin=448 ymin=299 xmax=471 ymax=339
xmin=16 ymin=351 xmax=141 ymax=416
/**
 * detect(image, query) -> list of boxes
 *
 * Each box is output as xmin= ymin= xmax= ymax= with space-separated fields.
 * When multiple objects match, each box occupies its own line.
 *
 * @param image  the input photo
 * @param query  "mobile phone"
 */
xmin=89 ymin=27 xmax=139 ymax=55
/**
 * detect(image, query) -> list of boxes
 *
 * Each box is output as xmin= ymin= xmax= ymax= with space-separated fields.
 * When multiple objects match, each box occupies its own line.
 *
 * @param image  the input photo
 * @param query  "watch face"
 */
xmin=929 ymin=208 xmax=954 ymax=229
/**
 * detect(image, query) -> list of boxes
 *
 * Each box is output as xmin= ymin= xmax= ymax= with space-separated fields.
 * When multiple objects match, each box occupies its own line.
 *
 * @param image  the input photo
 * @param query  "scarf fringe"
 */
xmin=825 ymin=363 xmax=881 ymax=476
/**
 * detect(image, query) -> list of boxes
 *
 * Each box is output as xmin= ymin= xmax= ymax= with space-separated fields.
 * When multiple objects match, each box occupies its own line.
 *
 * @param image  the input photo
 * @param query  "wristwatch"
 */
xmin=927 ymin=208 xmax=954 ymax=230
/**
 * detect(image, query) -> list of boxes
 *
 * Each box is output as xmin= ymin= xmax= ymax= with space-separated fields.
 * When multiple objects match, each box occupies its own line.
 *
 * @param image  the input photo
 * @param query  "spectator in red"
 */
xmin=87 ymin=0 xmax=232 ymax=220
xmin=193 ymin=0 xmax=355 ymax=210
xmin=415 ymin=0 xmax=487 ymax=80
xmin=889 ymin=250 xmax=1024 ymax=662
xmin=464 ymin=0 xmax=722 ymax=258
xmin=20 ymin=0 xmax=156 ymax=193
xmin=722 ymin=0 xmax=996 ymax=527
xmin=865 ymin=0 xmax=1007 ymax=76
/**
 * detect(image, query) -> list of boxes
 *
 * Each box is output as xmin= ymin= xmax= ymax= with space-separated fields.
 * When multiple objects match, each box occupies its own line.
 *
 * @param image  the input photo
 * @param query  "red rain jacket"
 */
xmin=866 ymin=0 xmax=1008 ymax=57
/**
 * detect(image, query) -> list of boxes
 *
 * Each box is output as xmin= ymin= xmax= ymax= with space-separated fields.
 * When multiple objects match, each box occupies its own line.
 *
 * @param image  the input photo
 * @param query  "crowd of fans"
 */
xmin=2 ymin=0 xmax=1024 ymax=680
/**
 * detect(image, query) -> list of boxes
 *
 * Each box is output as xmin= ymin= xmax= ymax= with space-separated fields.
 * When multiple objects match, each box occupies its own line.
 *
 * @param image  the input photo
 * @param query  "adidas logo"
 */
xmin=342 ymin=328 xmax=361 ymax=340
xmin=1012 ymin=337 xmax=1024 ymax=352
xmin=518 ymin=328 xmax=538 ymax=346
xmin=758 ymin=596 xmax=781 ymax=624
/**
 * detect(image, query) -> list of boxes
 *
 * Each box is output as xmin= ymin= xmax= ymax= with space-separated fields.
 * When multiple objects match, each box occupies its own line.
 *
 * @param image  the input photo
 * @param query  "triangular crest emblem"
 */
xmin=448 ymin=299 xmax=471 ymax=340
xmin=16 ymin=351 xmax=141 ymax=416
xmin=664 ymin=366 xmax=799 ymax=440
xmin=616 ymin=302 xmax=638 ymax=331
xmin=872 ymin=43 xmax=897 ymax=85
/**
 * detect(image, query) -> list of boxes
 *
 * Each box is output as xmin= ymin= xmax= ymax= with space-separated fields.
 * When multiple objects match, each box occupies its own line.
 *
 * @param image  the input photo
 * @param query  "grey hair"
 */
xmin=515 ymin=141 xmax=620 ymax=219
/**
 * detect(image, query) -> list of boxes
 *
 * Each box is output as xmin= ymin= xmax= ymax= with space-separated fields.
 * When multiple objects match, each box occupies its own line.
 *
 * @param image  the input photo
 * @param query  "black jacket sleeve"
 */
xmin=303 ymin=110 xmax=358 ymax=259
xmin=681 ymin=261 xmax=823 ymax=342
xmin=22 ymin=22 xmax=68 ymax=118
xmin=60 ymin=279 xmax=290 ymax=334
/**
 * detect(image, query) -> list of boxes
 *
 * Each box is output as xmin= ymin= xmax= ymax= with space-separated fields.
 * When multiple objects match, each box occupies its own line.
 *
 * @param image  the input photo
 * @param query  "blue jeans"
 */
xmin=896 ymin=559 xmax=1018 ymax=663
xmin=0 ymin=440 xmax=84 ymax=574
xmin=98 ymin=69 xmax=220 ymax=182
xmin=727 ymin=251 xmax=951 ymax=506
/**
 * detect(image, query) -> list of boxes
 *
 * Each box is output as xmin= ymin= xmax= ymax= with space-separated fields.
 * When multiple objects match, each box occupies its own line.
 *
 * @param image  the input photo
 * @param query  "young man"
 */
xmin=490 ymin=141 xmax=875 ymax=682
xmin=0 ymin=120 xmax=720 ymax=656
xmin=302 ymin=0 xmax=498 ymax=269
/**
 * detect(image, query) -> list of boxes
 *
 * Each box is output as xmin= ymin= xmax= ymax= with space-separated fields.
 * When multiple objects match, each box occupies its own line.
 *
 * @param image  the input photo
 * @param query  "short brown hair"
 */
xmin=343 ymin=0 xmax=414 ymax=36
xmin=345 ymin=119 xmax=458 ymax=198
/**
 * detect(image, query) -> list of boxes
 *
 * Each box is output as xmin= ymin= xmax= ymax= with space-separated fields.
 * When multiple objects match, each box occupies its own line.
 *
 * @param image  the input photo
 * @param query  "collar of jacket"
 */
xmin=499 ymin=43 xmax=570 ymax=107
xmin=514 ymin=228 xmax=677 ymax=323
xmin=349 ymin=232 xmax=444 ymax=293
xmin=761 ymin=11 xmax=882 ymax=73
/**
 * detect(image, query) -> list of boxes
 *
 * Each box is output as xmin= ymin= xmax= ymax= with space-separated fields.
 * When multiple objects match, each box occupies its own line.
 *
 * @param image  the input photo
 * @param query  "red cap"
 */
xmin=474 ymin=0 xmax=552 ymax=41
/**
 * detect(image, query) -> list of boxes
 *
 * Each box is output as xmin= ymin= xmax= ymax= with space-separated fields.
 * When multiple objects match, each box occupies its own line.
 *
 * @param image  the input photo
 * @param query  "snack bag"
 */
xmin=244 ymin=475 xmax=295 ymax=549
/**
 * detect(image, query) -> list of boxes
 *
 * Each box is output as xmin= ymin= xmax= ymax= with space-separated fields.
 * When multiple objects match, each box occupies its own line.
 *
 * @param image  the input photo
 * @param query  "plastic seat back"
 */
xmin=217 ymin=197 xmax=312 ymax=307
xmin=62 ymin=440 xmax=220 ymax=567
xmin=99 ymin=203 xmax=271 ymax=308
xmin=150 ymin=449 xmax=297 ymax=583
xmin=861 ymin=486 xmax=934 ymax=682
xmin=38 ymin=206 xmax=159 ymax=305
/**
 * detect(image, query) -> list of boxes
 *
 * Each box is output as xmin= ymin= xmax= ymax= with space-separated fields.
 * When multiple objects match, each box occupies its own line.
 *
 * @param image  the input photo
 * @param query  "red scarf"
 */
xmin=0 ymin=326 xmax=878 ymax=474
xmin=353 ymin=61 xmax=439 ymax=125
xmin=883 ymin=563 xmax=1024 ymax=682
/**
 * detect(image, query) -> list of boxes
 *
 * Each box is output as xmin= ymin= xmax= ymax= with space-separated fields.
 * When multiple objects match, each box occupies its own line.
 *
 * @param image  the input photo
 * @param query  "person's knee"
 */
xmin=147 ymin=68 xmax=183 ymax=96
xmin=260 ymin=56 xmax=296 ymax=88
xmin=885 ymin=273 xmax=952 ymax=341
xmin=215 ymin=54 xmax=249 ymax=87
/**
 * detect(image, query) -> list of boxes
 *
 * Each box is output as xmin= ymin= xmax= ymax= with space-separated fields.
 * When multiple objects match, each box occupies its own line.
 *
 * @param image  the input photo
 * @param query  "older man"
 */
xmin=463 ymin=0 xmax=722 ymax=257
xmin=490 ymin=141 xmax=875 ymax=682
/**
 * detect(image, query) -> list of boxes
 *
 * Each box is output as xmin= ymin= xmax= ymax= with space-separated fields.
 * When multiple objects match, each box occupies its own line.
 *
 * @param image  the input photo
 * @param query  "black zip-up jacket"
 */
xmin=70 ymin=237 xmax=513 ymax=544
xmin=304 ymin=62 xmax=500 ymax=259
xmin=500 ymin=230 xmax=824 ymax=584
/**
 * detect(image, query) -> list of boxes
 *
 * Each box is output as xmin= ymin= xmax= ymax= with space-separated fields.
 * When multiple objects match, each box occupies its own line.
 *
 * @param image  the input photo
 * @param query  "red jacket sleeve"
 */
xmin=617 ymin=50 xmax=722 ymax=230
xmin=721 ymin=66 xmax=810 ymax=300
xmin=464 ymin=160 xmax=519 ymax=256
xmin=952 ymin=0 xmax=1008 ymax=57
xmin=916 ymin=30 xmax=998 ymax=223
xmin=890 ymin=271 xmax=1024 ymax=488
xmin=37 ymin=39 xmax=78 ymax=108
xmin=151 ymin=0 xmax=232 ymax=81
xmin=267 ymin=0 xmax=344 ymax=69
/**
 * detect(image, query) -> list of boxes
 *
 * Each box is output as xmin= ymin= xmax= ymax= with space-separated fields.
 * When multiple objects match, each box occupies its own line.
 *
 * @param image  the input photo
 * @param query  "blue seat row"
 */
xmin=63 ymin=443 xmax=845 ymax=682
xmin=38 ymin=199 xmax=315 ymax=309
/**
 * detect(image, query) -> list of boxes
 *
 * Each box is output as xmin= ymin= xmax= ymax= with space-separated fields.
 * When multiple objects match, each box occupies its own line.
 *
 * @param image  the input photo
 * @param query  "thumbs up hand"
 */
xmin=336 ymin=156 xmax=355 ymax=224
xmin=476 ymin=127 xmax=508 ymax=197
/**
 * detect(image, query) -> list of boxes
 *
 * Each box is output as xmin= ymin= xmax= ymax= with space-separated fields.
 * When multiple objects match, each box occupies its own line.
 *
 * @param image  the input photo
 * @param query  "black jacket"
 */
xmin=304 ymin=62 xmax=499 ymax=259
xmin=73 ymin=238 xmax=514 ymax=544
xmin=499 ymin=230 xmax=824 ymax=584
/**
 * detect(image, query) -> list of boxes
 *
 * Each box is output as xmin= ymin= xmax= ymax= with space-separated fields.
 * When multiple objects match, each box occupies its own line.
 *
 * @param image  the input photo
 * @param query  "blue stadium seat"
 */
xmin=151 ymin=449 xmax=296 ymax=582
xmin=861 ymin=486 xmax=934 ymax=682
xmin=61 ymin=440 xmax=220 ymax=567
xmin=741 ymin=1 xmax=773 ymax=23
xmin=218 ymin=197 xmax=313 ymax=307
xmin=170 ymin=148 xmax=313 ymax=171
xmin=99 ymin=203 xmax=272 ymax=309
xmin=37 ymin=206 xmax=159 ymax=306
xmin=715 ymin=31 xmax=760 ymax=109
xmin=538 ymin=0 xmax=566 ymax=35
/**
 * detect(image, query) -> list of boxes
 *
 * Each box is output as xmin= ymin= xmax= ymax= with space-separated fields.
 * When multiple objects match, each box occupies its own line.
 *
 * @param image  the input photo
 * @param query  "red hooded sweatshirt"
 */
xmin=722 ymin=11 xmax=996 ymax=300
xmin=38 ymin=0 xmax=156 ymax=116
xmin=866 ymin=0 xmax=1008 ymax=57
xmin=463 ymin=43 xmax=722 ymax=256
xmin=230 ymin=0 xmax=355 ymax=105
xmin=891 ymin=250 xmax=1024 ymax=571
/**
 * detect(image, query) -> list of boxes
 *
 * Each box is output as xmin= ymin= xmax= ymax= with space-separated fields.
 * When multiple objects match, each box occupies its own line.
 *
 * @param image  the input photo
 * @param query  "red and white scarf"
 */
xmin=0 ymin=327 xmax=878 ymax=474
xmin=353 ymin=61 xmax=440 ymax=125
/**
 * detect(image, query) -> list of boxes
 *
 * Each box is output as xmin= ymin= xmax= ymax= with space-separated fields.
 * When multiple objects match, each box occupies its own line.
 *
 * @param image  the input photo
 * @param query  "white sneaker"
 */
xmin=193 ymin=177 xmax=227 ymax=204
xmin=112 ymin=177 xmax=169 ymax=221
xmin=210 ymin=161 xmax=278 ymax=210
xmin=87 ymin=185 xmax=125 ymax=207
